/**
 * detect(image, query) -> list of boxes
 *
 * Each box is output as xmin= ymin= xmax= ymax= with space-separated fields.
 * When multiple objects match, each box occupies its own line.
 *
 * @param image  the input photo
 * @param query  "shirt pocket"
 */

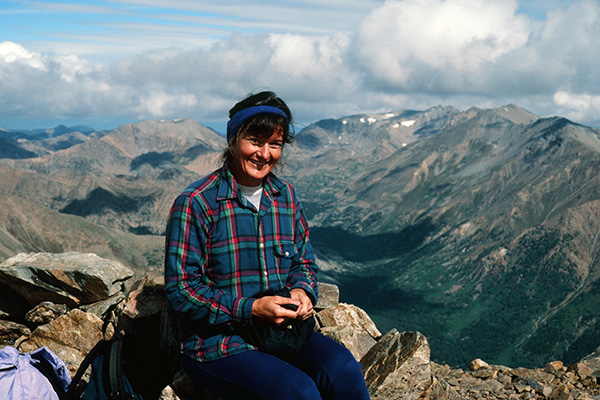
xmin=274 ymin=241 xmax=299 ymax=276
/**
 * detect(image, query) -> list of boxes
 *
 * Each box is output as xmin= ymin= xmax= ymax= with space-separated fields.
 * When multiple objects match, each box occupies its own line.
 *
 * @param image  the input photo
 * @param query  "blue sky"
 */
xmin=1 ymin=0 xmax=599 ymax=133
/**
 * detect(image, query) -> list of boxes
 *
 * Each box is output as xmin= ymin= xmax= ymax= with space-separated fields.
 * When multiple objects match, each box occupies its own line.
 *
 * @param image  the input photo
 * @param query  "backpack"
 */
xmin=30 ymin=346 xmax=72 ymax=399
xmin=65 ymin=331 xmax=143 ymax=400
xmin=0 ymin=346 xmax=70 ymax=400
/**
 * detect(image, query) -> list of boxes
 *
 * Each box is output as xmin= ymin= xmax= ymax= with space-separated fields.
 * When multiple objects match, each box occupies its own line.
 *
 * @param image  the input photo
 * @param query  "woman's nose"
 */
xmin=258 ymin=144 xmax=270 ymax=159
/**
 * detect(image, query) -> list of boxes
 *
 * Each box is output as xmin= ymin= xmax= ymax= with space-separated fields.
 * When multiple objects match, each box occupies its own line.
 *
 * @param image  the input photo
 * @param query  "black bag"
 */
xmin=65 ymin=331 xmax=143 ymax=400
xmin=242 ymin=287 xmax=315 ymax=359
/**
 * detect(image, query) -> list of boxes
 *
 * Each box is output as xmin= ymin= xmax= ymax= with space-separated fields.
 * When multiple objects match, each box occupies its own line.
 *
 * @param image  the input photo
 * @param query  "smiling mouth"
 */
xmin=250 ymin=160 xmax=268 ymax=167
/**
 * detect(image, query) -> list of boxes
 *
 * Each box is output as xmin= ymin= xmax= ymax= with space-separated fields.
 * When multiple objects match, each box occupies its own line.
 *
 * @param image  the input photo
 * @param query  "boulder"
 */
xmin=317 ymin=303 xmax=381 ymax=340
xmin=579 ymin=346 xmax=600 ymax=377
xmin=360 ymin=329 xmax=431 ymax=400
xmin=79 ymin=292 xmax=126 ymax=319
xmin=469 ymin=358 xmax=490 ymax=371
xmin=545 ymin=360 xmax=566 ymax=374
xmin=509 ymin=367 xmax=556 ymax=385
xmin=24 ymin=301 xmax=69 ymax=325
xmin=548 ymin=384 xmax=573 ymax=400
xmin=315 ymin=282 xmax=339 ymax=310
xmin=316 ymin=303 xmax=381 ymax=361
xmin=0 ymin=319 xmax=31 ymax=346
xmin=17 ymin=308 xmax=105 ymax=377
xmin=0 ymin=252 xmax=134 ymax=308
xmin=320 ymin=324 xmax=377 ymax=362
xmin=118 ymin=279 xmax=166 ymax=321
xmin=425 ymin=377 xmax=466 ymax=400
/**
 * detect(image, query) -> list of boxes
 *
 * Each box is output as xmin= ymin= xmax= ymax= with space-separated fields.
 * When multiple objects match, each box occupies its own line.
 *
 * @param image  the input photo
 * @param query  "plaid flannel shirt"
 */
xmin=164 ymin=166 xmax=319 ymax=362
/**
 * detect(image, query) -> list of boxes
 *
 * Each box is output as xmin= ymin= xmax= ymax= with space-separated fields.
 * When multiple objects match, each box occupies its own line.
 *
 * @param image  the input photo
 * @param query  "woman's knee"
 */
xmin=308 ymin=334 xmax=361 ymax=372
xmin=298 ymin=334 xmax=370 ymax=399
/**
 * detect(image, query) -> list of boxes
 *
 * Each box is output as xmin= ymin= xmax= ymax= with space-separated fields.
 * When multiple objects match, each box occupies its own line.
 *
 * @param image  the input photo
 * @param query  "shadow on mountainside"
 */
xmin=309 ymin=218 xmax=436 ymax=263
xmin=60 ymin=187 xmax=152 ymax=216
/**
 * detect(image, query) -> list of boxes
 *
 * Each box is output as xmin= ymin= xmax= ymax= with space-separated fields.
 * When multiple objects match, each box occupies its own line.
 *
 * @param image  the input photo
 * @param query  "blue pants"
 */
xmin=181 ymin=332 xmax=371 ymax=400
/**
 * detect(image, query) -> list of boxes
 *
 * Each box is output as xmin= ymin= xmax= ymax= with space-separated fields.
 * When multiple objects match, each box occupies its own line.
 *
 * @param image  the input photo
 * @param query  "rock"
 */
xmin=548 ymin=384 xmax=573 ymax=400
xmin=478 ymin=378 xmax=505 ymax=392
xmin=315 ymin=282 xmax=339 ymax=310
xmin=0 ymin=320 xmax=31 ymax=345
xmin=546 ymin=361 xmax=565 ymax=374
xmin=537 ymin=384 xmax=555 ymax=397
xmin=0 ymin=252 xmax=134 ymax=308
xmin=316 ymin=303 xmax=381 ymax=340
xmin=510 ymin=367 xmax=556 ymax=385
xmin=360 ymin=329 xmax=431 ymax=400
xmin=514 ymin=377 xmax=540 ymax=393
xmin=426 ymin=377 xmax=466 ymax=400
xmin=17 ymin=308 xmax=105 ymax=377
xmin=471 ymin=368 xmax=497 ymax=379
xmin=319 ymin=324 xmax=377 ymax=361
xmin=24 ymin=301 xmax=69 ymax=325
xmin=79 ymin=292 xmax=126 ymax=319
xmin=497 ymin=371 xmax=512 ymax=386
xmin=316 ymin=302 xmax=382 ymax=361
xmin=470 ymin=358 xmax=491 ymax=371
xmin=580 ymin=345 xmax=600 ymax=372
xmin=567 ymin=362 xmax=594 ymax=378
xmin=581 ymin=376 xmax=597 ymax=389
xmin=118 ymin=280 xmax=165 ymax=321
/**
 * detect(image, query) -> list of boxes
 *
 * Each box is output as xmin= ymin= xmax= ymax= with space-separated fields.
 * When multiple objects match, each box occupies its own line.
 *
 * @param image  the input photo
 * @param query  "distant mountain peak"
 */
xmin=295 ymin=105 xmax=463 ymax=154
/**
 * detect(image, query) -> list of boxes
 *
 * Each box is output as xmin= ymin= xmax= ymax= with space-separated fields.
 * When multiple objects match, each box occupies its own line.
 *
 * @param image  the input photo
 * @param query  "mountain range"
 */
xmin=1 ymin=105 xmax=599 ymax=369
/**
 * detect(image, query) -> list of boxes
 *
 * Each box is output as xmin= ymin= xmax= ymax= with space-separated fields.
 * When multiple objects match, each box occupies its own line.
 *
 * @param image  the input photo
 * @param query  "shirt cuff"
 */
xmin=233 ymin=296 xmax=256 ymax=323
xmin=290 ymin=282 xmax=318 ymax=305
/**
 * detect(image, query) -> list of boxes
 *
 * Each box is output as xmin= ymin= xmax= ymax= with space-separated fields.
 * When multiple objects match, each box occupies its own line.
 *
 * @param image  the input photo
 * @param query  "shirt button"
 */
xmin=259 ymin=243 xmax=264 ymax=249
xmin=263 ymin=271 xmax=268 ymax=276
xmin=284 ymin=251 xmax=289 ymax=256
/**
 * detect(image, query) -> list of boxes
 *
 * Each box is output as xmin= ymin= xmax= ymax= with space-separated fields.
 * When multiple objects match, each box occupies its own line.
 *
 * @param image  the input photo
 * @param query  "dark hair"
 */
xmin=222 ymin=91 xmax=295 ymax=167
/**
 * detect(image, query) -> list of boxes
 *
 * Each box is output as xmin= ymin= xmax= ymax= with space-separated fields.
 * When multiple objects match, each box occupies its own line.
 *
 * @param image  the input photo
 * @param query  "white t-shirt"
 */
xmin=238 ymin=183 xmax=263 ymax=210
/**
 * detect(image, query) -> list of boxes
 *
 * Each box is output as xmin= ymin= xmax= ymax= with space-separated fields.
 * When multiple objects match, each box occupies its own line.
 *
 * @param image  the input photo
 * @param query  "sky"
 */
xmin=1 ymin=0 xmax=599 ymax=134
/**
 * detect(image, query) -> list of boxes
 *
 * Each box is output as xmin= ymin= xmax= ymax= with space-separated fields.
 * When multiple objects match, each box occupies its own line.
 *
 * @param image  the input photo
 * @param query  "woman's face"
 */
xmin=231 ymin=126 xmax=284 ymax=186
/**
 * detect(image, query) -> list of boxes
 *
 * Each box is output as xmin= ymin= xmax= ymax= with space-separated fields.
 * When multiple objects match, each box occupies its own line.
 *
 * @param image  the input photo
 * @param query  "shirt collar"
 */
xmin=216 ymin=165 xmax=286 ymax=202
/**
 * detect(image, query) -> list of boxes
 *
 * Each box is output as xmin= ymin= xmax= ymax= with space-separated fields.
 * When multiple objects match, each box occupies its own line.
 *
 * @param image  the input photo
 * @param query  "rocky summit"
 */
xmin=1 ymin=252 xmax=600 ymax=399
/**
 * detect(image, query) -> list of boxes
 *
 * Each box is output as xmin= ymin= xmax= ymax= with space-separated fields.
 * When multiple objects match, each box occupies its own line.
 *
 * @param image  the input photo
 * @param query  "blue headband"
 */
xmin=226 ymin=105 xmax=289 ymax=143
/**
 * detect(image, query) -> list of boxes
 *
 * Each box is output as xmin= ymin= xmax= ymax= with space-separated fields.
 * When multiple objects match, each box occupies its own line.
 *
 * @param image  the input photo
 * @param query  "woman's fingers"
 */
xmin=289 ymin=288 xmax=314 ymax=319
xmin=252 ymin=296 xmax=299 ymax=324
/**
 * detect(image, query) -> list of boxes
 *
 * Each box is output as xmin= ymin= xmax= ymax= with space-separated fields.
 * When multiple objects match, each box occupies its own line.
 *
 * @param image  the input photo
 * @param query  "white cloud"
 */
xmin=0 ymin=41 xmax=47 ymax=70
xmin=139 ymin=92 xmax=198 ymax=117
xmin=355 ymin=0 xmax=530 ymax=89
xmin=537 ymin=0 xmax=600 ymax=92
xmin=1 ymin=1 xmax=600 ymax=130
xmin=554 ymin=91 xmax=600 ymax=127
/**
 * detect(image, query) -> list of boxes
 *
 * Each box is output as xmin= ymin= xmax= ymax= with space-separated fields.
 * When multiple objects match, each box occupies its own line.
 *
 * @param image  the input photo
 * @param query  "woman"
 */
xmin=164 ymin=91 xmax=370 ymax=399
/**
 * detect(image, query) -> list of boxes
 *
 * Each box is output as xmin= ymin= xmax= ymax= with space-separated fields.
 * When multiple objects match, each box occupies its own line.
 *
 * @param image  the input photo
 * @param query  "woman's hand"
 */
xmin=251 ymin=295 xmax=301 ymax=325
xmin=290 ymin=288 xmax=314 ymax=320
